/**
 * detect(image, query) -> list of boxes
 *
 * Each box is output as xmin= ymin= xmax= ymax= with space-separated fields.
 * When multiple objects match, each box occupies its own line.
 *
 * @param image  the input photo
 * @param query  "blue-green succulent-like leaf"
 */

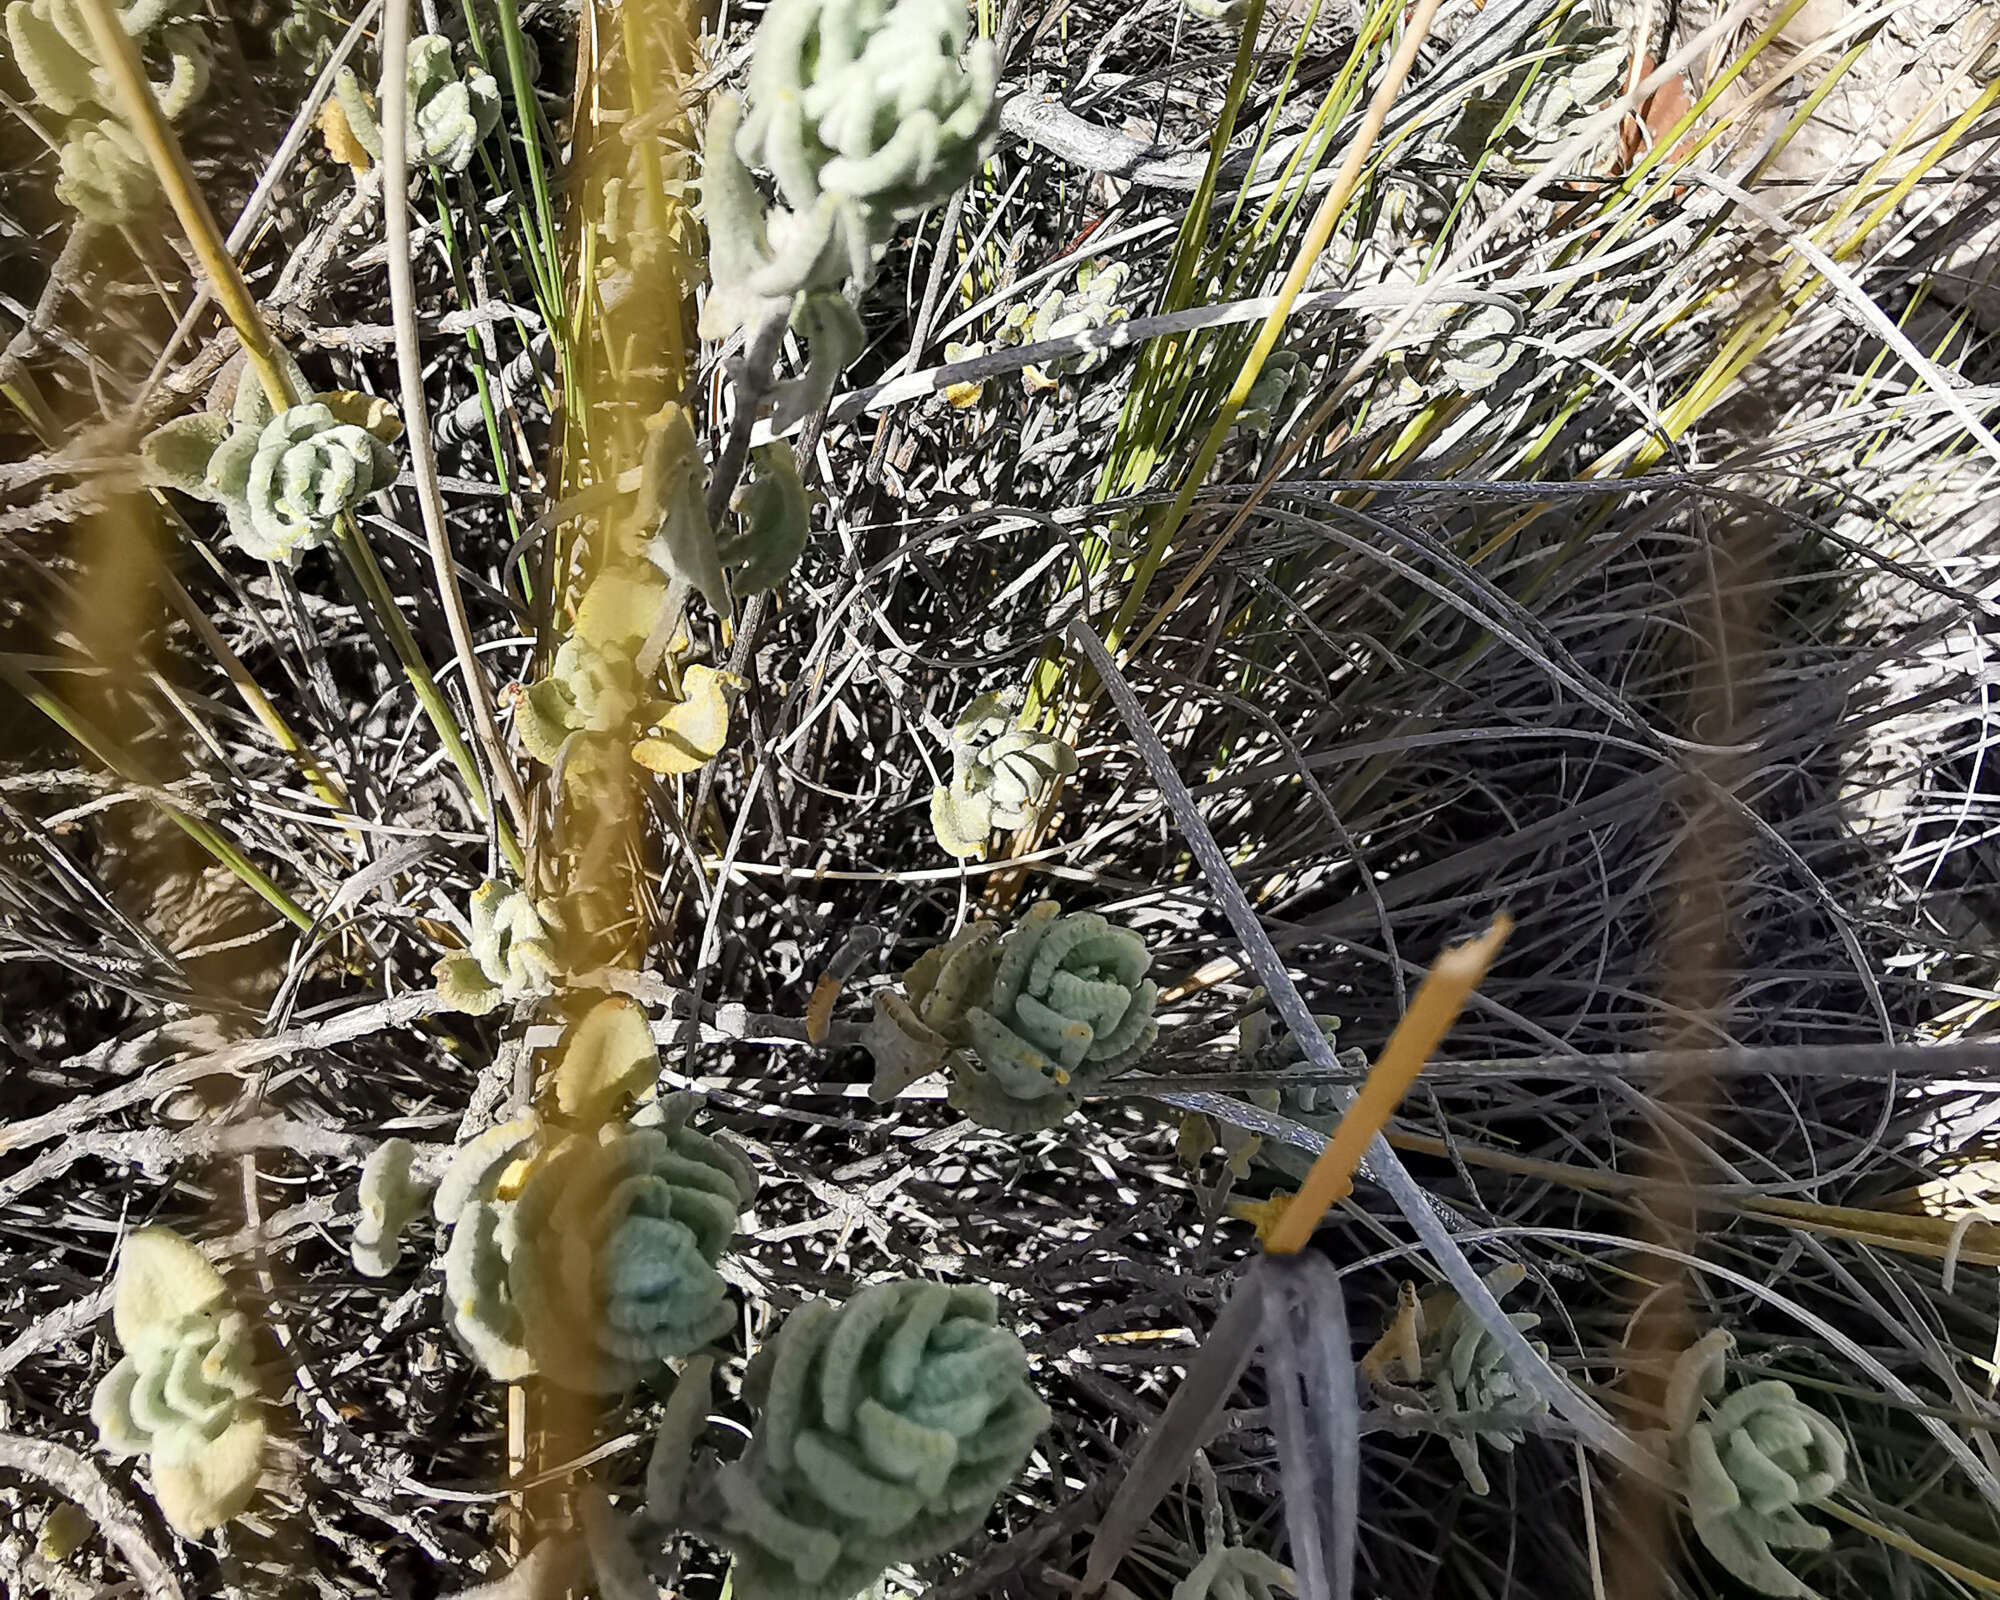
xmin=711 ymin=1278 xmax=1048 ymax=1600
xmin=1671 ymin=1355 xmax=1846 ymax=1596
xmin=508 ymin=1097 xmax=758 ymax=1391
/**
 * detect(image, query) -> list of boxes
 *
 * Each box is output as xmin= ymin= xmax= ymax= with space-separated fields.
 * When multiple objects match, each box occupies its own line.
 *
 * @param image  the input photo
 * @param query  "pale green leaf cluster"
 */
xmin=89 ymin=1228 xmax=264 ymax=1537
xmin=1663 ymin=1331 xmax=1847 ymax=1597
xmin=944 ymin=260 xmax=1131 ymax=404
xmin=1233 ymin=350 xmax=1304 ymax=438
xmin=332 ymin=32 xmax=500 ymax=174
xmin=433 ymin=878 xmax=563 ymax=1014
xmin=1444 ymin=14 xmax=1626 ymax=167
xmin=1424 ymin=1265 xmax=1548 ymax=1495
xmin=140 ymin=360 xmax=401 ymax=562
xmin=1389 ymin=302 xmax=1523 ymax=401
xmin=6 ymin=0 xmax=208 ymax=220
xmin=1359 ymin=1263 xmax=1546 ymax=1496
xmin=1172 ymin=1546 xmax=1299 ymax=1600
xmin=509 ymin=560 xmax=735 ymax=776
xmin=928 ymin=690 xmax=1078 ymax=859
xmin=709 ymin=1279 xmax=1049 ymax=1600
xmin=511 ymin=1102 xmax=758 ymax=1389
xmin=700 ymin=0 xmax=997 ymax=420
xmin=424 ymin=1101 xmax=757 ymax=1389
xmin=862 ymin=901 xmax=1158 ymax=1131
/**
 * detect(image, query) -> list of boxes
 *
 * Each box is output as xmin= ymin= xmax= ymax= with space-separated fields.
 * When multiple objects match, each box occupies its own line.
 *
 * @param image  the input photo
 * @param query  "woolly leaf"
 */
xmin=713 ymin=1279 xmax=1046 ymax=1600
xmin=352 ymin=1137 xmax=434 ymax=1277
xmin=112 ymin=1226 xmax=225 ymax=1349
xmin=633 ymin=665 xmax=732 ymax=776
xmin=553 ymin=996 xmax=661 ymax=1120
xmin=140 ymin=412 xmax=229 ymax=495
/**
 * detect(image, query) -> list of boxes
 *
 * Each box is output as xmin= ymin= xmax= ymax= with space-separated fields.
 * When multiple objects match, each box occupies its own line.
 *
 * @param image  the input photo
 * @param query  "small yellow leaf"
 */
xmin=1226 ymin=1190 xmax=1295 ymax=1246
xmin=318 ymin=96 xmax=372 ymax=174
xmin=632 ymin=665 xmax=733 ymax=775
xmin=574 ymin=566 xmax=668 ymax=650
xmin=553 ymin=996 xmax=660 ymax=1119
xmin=320 ymin=389 xmax=403 ymax=445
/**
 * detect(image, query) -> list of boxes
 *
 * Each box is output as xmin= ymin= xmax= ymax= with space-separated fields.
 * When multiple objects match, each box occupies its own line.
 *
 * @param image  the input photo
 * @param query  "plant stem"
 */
xmin=380 ymin=0 xmax=533 ymax=845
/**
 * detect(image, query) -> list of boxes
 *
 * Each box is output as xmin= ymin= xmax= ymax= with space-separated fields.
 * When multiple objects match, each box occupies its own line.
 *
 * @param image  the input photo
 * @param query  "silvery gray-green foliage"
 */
xmin=1388 ymin=302 xmax=1523 ymax=401
xmin=270 ymin=0 xmax=338 ymax=77
xmin=942 ymin=261 xmax=1131 ymax=403
xmin=508 ymin=1096 xmax=758 ymax=1391
xmin=433 ymin=879 xmax=563 ymax=1014
xmin=88 ymin=1228 xmax=265 ymax=1537
xmin=1172 ymin=1546 xmax=1299 ymax=1600
xmin=434 ymin=1117 xmax=540 ymax=1380
xmin=928 ymin=690 xmax=1078 ymax=859
xmin=1179 ymin=0 xmax=1249 ymax=22
xmin=6 ymin=0 xmax=207 ymax=119
xmin=1424 ymin=1263 xmax=1547 ymax=1495
xmin=722 ymin=440 xmax=813 ymax=593
xmin=332 ymin=32 xmax=500 ymax=173
xmin=142 ymin=359 xmax=402 ymax=561
xmin=1444 ymin=13 xmax=1625 ymax=166
xmin=7 ymin=0 xmax=208 ymax=220
xmin=351 ymin=1137 xmax=434 ymax=1277
xmin=862 ymin=901 xmax=1159 ymax=1131
xmin=707 ymin=1279 xmax=1049 ymax=1600
xmin=205 ymin=402 xmax=397 ymax=560
xmin=55 ymin=116 xmax=154 ymax=221
xmin=1233 ymin=350 xmax=1303 ymax=438
xmin=699 ymin=0 xmax=996 ymax=416
xmin=1664 ymin=1331 xmax=1846 ymax=1597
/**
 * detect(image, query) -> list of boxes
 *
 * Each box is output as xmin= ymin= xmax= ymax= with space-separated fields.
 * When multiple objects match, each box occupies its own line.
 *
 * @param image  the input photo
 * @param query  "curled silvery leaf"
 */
xmin=1019 ymin=259 xmax=1129 ymax=392
xmin=862 ymin=901 xmax=1159 ymax=1130
xmin=706 ymin=1279 xmax=1048 ymax=1600
xmin=1356 ymin=1262 xmax=1544 ymax=1495
xmin=203 ymin=401 xmax=399 ymax=562
xmin=929 ymin=691 xmax=1078 ymax=859
xmin=89 ymin=1228 xmax=265 ymax=1537
xmin=508 ymin=1097 xmax=758 ymax=1389
xmin=403 ymin=34 xmax=500 ymax=171
xmin=6 ymin=0 xmax=208 ymax=120
xmin=331 ymin=33 xmax=501 ymax=173
xmin=1173 ymin=1546 xmax=1299 ymax=1600
xmin=55 ymin=117 xmax=156 ymax=222
xmin=351 ymin=1137 xmax=435 ymax=1277
xmin=434 ymin=1117 xmax=542 ymax=1378
xmin=698 ymin=0 xmax=996 ymax=409
xmin=433 ymin=879 xmax=563 ymax=1014
xmin=1445 ymin=15 xmax=1625 ymax=165
xmin=1426 ymin=1265 xmax=1547 ymax=1494
xmin=1387 ymin=301 xmax=1523 ymax=402
xmin=1662 ymin=1332 xmax=1847 ymax=1597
